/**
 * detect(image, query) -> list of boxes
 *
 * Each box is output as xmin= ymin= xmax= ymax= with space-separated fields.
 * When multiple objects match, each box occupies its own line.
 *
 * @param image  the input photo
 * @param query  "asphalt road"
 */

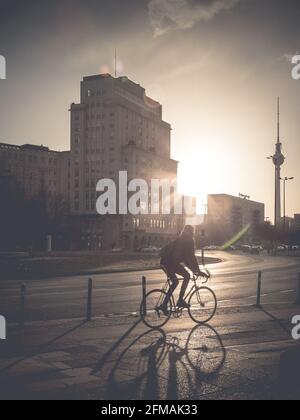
xmin=0 ymin=251 xmax=300 ymax=324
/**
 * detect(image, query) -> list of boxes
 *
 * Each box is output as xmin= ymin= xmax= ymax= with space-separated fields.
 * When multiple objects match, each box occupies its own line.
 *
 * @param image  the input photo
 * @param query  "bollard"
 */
xmin=87 ymin=277 xmax=93 ymax=321
xmin=142 ymin=276 xmax=147 ymax=317
xmin=255 ymin=271 xmax=262 ymax=308
xmin=20 ymin=283 xmax=26 ymax=327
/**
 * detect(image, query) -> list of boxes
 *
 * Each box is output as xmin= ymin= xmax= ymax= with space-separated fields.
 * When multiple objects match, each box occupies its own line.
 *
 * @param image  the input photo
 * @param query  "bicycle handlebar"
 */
xmin=198 ymin=248 xmax=212 ymax=284
xmin=193 ymin=270 xmax=211 ymax=284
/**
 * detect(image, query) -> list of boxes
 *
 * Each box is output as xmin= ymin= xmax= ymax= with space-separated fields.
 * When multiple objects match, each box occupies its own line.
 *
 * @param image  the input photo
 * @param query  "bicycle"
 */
xmin=140 ymin=265 xmax=217 ymax=329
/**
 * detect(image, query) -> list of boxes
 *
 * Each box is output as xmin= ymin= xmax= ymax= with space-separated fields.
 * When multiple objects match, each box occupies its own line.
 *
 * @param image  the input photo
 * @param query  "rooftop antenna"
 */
xmin=239 ymin=193 xmax=250 ymax=200
xmin=114 ymin=48 xmax=117 ymax=78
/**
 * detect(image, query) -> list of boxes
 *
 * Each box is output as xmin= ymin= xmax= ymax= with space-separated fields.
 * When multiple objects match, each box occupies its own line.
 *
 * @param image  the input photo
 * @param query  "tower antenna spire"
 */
xmin=271 ymin=97 xmax=285 ymax=227
xmin=114 ymin=48 xmax=117 ymax=78
xmin=277 ymin=96 xmax=280 ymax=144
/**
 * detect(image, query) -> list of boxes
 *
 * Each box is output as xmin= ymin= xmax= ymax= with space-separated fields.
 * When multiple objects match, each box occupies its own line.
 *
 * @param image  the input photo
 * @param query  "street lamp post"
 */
xmin=280 ymin=176 xmax=294 ymax=232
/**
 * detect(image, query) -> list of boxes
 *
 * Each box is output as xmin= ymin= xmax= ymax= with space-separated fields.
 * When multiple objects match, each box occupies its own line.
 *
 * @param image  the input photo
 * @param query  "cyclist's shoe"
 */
xmin=156 ymin=304 xmax=169 ymax=316
xmin=177 ymin=299 xmax=190 ymax=309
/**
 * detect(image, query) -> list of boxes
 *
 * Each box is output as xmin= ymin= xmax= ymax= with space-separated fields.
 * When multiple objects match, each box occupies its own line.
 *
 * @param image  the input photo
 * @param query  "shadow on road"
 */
xmin=259 ymin=307 xmax=291 ymax=336
xmin=98 ymin=324 xmax=226 ymax=400
xmin=0 ymin=320 xmax=87 ymax=373
xmin=257 ymin=306 xmax=300 ymax=399
xmin=279 ymin=345 xmax=300 ymax=399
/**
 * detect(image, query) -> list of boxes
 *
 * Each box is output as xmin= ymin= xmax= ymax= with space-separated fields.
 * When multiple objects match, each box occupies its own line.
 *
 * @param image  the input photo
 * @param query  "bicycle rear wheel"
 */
xmin=188 ymin=287 xmax=217 ymax=324
xmin=140 ymin=289 xmax=172 ymax=329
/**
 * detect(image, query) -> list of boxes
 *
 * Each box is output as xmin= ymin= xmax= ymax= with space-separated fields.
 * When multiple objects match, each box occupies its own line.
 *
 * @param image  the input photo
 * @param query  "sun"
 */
xmin=177 ymin=149 xmax=234 ymax=214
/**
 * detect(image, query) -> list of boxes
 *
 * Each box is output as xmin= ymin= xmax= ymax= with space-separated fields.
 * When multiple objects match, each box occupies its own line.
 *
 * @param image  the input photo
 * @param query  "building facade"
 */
xmin=294 ymin=214 xmax=300 ymax=231
xmin=69 ymin=74 xmax=185 ymax=250
xmin=206 ymin=194 xmax=265 ymax=244
xmin=0 ymin=142 xmax=70 ymax=209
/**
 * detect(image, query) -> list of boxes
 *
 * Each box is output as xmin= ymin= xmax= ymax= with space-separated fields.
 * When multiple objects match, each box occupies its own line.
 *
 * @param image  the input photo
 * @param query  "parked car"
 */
xmin=276 ymin=245 xmax=287 ymax=252
xmin=140 ymin=246 xmax=161 ymax=253
xmin=235 ymin=245 xmax=244 ymax=251
xmin=241 ymin=245 xmax=252 ymax=253
xmin=204 ymin=245 xmax=219 ymax=251
xmin=112 ymin=247 xmax=124 ymax=253
xmin=250 ymin=246 xmax=261 ymax=255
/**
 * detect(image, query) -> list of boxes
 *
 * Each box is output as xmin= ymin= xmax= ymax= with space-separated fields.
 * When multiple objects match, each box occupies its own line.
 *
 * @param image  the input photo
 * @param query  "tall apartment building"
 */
xmin=0 ymin=142 xmax=70 ymax=208
xmin=69 ymin=74 xmax=184 ymax=250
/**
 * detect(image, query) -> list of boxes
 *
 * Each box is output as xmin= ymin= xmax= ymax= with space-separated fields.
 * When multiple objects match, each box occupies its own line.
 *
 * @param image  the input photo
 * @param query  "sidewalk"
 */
xmin=0 ymin=302 xmax=300 ymax=400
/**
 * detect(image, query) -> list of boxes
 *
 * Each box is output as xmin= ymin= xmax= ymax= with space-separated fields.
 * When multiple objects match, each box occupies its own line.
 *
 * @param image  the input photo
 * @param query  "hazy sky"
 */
xmin=0 ymin=0 xmax=300 ymax=220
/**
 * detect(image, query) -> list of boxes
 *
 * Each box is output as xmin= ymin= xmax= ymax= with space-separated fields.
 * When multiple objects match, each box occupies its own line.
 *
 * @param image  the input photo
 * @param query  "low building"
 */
xmin=0 ymin=142 xmax=70 ymax=210
xmin=206 ymin=194 xmax=265 ymax=244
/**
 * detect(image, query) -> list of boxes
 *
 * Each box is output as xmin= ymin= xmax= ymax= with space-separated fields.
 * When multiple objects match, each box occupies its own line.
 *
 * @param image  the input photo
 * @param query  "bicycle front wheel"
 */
xmin=188 ymin=287 xmax=217 ymax=324
xmin=140 ymin=289 xmax=172 ymax=329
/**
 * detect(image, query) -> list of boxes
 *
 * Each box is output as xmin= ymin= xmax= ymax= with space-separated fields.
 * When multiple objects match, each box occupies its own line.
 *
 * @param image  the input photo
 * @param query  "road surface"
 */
xmin=0 ymin=251 xmax=300 ymax=323
xmin=1 ymin=251 xmax=300 ymax=400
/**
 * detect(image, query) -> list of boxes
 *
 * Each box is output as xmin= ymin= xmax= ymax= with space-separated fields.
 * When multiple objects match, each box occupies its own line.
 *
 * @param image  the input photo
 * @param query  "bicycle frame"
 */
xmin=161 ymin=276 xmax=204 ymax=314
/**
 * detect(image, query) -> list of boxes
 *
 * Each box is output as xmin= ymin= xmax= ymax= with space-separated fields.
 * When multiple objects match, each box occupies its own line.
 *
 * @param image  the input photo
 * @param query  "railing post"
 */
xmin=20 ymin=283 xmax=26 ymax=327
xmin=142 ymin=276 xmax=147 ymax=317
xmin=255 ymin=271 xmax=262 ymax=308
xmin=87 ymin=277 xmax=93 ymax=321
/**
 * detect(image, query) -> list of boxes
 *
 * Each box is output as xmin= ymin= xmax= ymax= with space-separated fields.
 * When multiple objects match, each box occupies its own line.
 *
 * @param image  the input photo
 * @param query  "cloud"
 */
xmin=148 ymin=0 xmax=241 ymax=37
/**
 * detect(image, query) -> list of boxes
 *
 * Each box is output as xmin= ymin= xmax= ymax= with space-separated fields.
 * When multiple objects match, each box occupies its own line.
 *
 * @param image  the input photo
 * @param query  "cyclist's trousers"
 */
xmin=162 ymin=263 xmax=191 ymax=303
xmin=165 ymin=264 xmax=190 ymax=285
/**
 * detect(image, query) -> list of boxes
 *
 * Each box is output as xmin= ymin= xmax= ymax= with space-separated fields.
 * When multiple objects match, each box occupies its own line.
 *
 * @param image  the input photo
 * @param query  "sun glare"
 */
xmin=178 ymin=148 xmax=233 ymax=214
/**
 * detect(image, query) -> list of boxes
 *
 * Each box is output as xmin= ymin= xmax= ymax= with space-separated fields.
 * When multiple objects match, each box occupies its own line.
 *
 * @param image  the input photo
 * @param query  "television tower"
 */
xmin=271 ymin=97 xmax=285 ymax=226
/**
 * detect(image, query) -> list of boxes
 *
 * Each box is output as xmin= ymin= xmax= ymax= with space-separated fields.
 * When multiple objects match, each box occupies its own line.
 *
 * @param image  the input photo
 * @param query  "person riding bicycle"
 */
xmin=158 ymin=225 xmax=209 ymax=315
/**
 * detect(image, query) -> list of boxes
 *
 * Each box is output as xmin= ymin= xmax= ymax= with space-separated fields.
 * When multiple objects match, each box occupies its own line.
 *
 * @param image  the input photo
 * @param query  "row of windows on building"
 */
xmin=86 ymin=89 xmax=107 ymax=97
xmin=75 ymin=109 xmax=115 ymax=117
xmin=132 ymin=218 xmax=178 ymax=230
xmin=0 ymin=151 xmax=59 ymax=165
xmin=74 ymin=123 xmax=159 ymax=141
xmin=75 ymin=107 xmax=161 ymax=131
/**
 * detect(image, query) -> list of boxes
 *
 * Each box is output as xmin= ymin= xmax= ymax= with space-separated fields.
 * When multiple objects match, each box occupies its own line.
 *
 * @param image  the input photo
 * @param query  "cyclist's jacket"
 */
xmin=160 ymin=232 xmax=199 ymax=273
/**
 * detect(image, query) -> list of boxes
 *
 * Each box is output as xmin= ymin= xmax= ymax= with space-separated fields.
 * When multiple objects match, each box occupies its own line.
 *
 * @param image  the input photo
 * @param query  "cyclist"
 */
xmin=158 ymin=225 xmax=209 ymax=315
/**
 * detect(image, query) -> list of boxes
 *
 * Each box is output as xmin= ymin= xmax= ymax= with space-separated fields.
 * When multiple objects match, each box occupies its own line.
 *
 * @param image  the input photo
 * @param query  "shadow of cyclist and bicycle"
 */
xmin=101 ymin=323 xmax=226 ymax=400
xmin=93 ymin=271 xmax=225 ymax=399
